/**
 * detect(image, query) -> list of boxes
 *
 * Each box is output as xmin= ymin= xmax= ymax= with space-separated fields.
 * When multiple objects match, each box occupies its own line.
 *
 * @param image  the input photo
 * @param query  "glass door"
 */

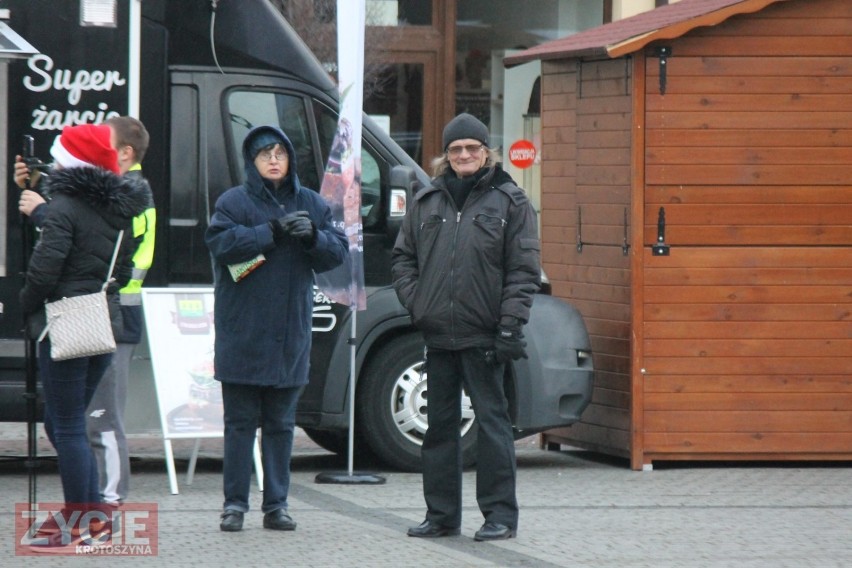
xmin=364 ymin=57 xmax=435 ymax=167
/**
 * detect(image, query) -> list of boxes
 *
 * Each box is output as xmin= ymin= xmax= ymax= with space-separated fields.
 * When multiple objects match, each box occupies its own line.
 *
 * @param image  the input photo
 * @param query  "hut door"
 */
xmin=640 ymin=26 xmax=852 ymax=462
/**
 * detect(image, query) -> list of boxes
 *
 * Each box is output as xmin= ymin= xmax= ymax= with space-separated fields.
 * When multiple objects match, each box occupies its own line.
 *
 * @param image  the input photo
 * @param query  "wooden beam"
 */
xmin=629 ymin=51 xmax=646 ymax=471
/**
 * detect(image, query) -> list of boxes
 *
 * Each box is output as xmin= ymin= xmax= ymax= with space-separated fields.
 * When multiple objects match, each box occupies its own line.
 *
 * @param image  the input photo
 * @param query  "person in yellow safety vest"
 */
xmin=14 ymin=116 xmax=156 ymax=507
xmin=88 ymin=117 xmax=156 ymax=506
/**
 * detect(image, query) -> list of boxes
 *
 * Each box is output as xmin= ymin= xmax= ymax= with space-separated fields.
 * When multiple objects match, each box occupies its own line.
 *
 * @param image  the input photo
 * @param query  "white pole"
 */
xmin=128 ymin=0 xmax=141 ymax=117
xmin=347 ymin=308 xmax=357 ymax=476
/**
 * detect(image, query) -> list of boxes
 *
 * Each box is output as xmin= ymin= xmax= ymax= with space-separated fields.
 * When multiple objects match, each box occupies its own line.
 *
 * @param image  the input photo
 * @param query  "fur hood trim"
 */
xmin=43 ymin=166 xmax=150 ymax=220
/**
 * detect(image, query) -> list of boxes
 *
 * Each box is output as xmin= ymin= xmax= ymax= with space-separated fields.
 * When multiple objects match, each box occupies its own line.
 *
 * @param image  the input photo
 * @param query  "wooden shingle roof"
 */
xmin=504 ymin=0 xmax=791 ymax=67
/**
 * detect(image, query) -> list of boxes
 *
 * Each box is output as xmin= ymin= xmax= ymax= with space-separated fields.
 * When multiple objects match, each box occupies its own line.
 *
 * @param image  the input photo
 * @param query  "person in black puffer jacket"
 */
xmin=19 ymin=124 xmax=148 ymax=551
xmin=392 ymin=113 xmax=541 ymax=542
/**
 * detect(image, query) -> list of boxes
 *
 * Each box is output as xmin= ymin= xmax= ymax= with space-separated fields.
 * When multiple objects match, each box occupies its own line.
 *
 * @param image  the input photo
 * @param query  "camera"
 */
xmin=21 ymin=135 xmax=52 ymax=175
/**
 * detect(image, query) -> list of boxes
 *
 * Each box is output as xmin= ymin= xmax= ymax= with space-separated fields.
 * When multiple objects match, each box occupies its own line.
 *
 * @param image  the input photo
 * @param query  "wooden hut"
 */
xmin=505 ymin=0 xmax=852 ymax=470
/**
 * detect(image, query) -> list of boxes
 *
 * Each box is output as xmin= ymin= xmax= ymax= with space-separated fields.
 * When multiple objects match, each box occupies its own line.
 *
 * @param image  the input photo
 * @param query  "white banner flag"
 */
xmin=317 ymin=0 xmax=367 ymax=310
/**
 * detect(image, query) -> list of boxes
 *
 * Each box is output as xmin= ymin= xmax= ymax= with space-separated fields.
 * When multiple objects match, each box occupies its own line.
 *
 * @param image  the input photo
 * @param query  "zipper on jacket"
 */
xmin=443 ymin=176 xmax=489 ymax=348
xmin=449 ymin=209 xmax=462 ymax=347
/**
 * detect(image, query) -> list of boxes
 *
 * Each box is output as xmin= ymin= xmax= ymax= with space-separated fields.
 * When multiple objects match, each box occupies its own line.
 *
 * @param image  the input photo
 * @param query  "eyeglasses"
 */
xmin=257 ymin=151 xmax=288 ymax=162
xmin=447 ymin=143 xmax=484 ymax=157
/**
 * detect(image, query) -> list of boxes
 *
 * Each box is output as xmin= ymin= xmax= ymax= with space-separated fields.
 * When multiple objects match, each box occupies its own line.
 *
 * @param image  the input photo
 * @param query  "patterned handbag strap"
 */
xmin=101 ymin=229 xmax=125 ymax=292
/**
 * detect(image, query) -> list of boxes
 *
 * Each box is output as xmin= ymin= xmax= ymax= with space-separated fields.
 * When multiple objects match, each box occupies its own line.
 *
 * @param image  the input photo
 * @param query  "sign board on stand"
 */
xmin=141 ymin=288 xmax=262 ymax=494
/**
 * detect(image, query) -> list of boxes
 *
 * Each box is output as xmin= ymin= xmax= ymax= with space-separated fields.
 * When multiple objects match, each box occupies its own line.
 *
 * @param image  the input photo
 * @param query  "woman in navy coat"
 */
xmin=206 ymin=125 xmax=347 ymax=532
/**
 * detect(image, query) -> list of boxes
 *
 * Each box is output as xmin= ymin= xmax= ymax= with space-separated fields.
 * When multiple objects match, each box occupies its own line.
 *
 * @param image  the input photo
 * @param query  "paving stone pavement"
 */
xmin=1 ymin=424 xmax=851 ymax=567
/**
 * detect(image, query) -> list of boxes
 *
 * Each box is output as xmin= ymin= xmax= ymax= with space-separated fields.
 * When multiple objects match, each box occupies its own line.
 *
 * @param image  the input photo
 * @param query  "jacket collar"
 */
xmin=419 ymin=164 xmax=510 ymax=201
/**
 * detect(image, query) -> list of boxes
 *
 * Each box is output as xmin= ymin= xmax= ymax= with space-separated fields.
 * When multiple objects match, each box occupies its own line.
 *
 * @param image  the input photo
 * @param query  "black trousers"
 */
xmin=422 ymin=348 xmax=518 ymax=529
xmin=221 ymin=382 xmax=302 ymax=514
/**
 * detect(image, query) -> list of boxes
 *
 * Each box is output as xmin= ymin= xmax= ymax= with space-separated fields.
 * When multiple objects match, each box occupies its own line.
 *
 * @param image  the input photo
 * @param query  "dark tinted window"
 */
xmin=228 ymin=90 xmax=320 ymax=189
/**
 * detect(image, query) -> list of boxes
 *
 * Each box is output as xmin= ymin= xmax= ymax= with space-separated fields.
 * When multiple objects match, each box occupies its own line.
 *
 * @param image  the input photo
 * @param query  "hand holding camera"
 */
xmin=17 ymin=136 xmax=49 ymax=218
xmin=14 ymin=158 xmax=38 ymax=190
xmin=17 ymin=135 xmax=52 ymax=189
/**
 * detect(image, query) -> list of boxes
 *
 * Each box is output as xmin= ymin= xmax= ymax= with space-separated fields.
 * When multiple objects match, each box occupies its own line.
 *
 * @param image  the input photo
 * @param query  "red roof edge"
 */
xmin=504 ymin=0 xmax=790 ymax=68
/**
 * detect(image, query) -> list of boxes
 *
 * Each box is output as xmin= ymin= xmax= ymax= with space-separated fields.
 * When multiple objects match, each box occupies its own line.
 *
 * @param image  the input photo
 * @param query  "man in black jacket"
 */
xmin=392 ymin=113 xmax=541 ymax=541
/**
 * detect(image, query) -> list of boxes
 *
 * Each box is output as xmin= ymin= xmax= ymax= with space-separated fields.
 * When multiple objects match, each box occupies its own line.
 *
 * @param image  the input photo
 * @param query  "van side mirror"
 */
xmin=386 ymin=165 xmax=419 ymax=239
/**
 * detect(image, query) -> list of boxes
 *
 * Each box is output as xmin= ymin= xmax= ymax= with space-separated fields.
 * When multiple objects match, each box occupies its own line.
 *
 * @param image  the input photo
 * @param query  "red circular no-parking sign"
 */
xmin=508 ymin=139 xmax=537 ymax=169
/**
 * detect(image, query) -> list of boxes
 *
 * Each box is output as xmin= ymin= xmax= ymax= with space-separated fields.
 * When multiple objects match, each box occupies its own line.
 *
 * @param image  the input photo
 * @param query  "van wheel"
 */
xmin=357 ymin=334 xmax=478 ymax=472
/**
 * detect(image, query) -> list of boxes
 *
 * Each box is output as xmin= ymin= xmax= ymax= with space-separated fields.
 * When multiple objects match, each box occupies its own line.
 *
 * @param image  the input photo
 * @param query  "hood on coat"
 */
xmin=241 ymin=125 xmax=302 ymax=197
xmin=43 ymin=166 xmax=150 ymax=226
xmin=488 ymin=164 xmax=515 ymax=188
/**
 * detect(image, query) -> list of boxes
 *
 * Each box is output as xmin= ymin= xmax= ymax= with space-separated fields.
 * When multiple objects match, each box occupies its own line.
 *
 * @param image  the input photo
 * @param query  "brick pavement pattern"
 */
xmin=1 ymin=425 xmax=851 ymax=567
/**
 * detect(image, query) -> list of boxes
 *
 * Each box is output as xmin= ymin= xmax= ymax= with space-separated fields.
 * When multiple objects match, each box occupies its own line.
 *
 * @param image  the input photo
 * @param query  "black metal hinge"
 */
xmin=653 ymin=46 xmax=672 ymax=95
xmin=577 ymin=206 xmax=630 ymax=256
xmin=652 ymin=206 xmax=670 ymax=256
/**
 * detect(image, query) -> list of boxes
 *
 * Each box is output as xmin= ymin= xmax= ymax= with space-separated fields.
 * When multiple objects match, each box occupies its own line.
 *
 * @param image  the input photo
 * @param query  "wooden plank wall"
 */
xmin=640 ymin=0 xmax=852 ymax=463
xmin=540 ymin=58 xmax=633 ymax=457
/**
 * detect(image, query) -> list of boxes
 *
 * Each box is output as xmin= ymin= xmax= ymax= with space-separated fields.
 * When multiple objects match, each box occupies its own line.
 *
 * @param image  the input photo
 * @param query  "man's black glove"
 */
xmin=489 ymin=327 xmax=528 ymax=365
xmin=270 ymin=210 xmax=316 ymax=245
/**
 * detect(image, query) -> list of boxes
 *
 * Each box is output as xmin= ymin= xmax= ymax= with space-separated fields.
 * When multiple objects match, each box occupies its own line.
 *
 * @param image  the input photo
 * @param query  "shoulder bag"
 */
xmin=37 ymin=230 xmax=124 ymax=361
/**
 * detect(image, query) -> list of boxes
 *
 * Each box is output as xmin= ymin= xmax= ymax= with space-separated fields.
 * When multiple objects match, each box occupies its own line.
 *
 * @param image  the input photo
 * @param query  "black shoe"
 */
xmin=219 ymin=509 xmax=244 ymax=532
xmin=407 ymin=519 xmax=460 ymax=538
xmin=474 ymin=522 xmax=516 ymax=541
xmin=263 ymin=509 xmax=296 ymax=531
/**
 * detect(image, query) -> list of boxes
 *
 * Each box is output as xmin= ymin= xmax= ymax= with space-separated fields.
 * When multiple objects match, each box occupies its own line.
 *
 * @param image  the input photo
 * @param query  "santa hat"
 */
xmin=50 ymin=124 xmax=119 ymax=174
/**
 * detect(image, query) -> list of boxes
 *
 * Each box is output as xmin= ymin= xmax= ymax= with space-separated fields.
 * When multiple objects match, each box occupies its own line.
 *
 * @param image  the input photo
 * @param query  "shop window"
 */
xmin=363 ymin=63 xmax=424 ymax=165
xmin=367 ymin=1 xmax=432 ymax=26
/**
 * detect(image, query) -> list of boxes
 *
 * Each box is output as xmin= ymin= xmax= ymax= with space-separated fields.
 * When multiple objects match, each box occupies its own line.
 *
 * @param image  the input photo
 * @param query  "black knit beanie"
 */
xmin=248 ymin=131 xmax=286 ymax=159
xmin=442 ymin=113 xmax=490 ymax=151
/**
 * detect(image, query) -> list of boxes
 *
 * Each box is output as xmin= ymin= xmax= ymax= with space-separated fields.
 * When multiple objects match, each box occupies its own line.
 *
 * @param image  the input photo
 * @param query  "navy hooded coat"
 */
xmin=205 ymin=126 xmax=348 ymax=387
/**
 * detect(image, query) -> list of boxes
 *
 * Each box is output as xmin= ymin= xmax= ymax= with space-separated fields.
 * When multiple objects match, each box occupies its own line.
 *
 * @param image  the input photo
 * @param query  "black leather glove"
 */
xmin=271 ymin=211 xmax=316 ymax=245
xmin=490 ymin=327 xmax=528 ymax=365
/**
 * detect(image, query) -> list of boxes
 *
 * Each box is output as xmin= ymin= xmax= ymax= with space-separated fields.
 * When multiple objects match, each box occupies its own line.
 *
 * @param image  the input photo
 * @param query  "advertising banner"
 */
xmin=141 ymin=288 xmax=221 ymax=439
xmin=316 ymin=0 xmax=367 ymax=310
